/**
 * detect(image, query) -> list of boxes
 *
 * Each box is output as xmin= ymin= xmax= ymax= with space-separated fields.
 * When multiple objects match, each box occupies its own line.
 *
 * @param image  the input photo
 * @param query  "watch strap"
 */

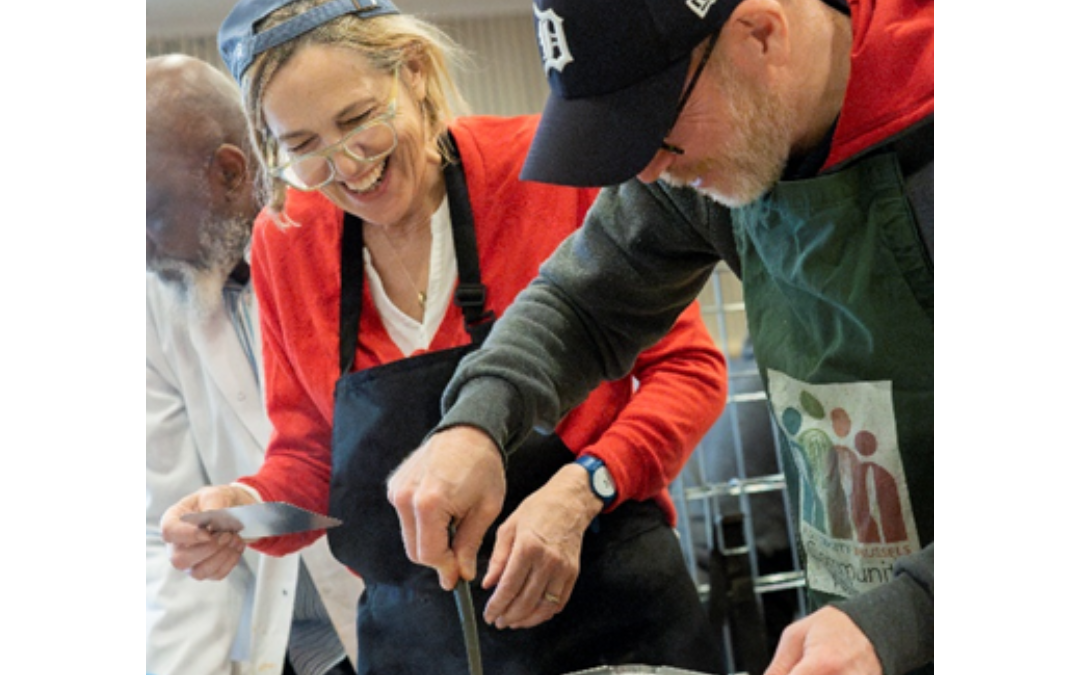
xmin=575 ymin=454 xmax=616 ymax=507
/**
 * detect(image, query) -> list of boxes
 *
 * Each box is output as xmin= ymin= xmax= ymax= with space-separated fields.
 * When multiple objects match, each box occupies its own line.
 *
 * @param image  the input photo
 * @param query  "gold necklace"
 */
xmin=377 ymin=229 xmax=428 ymax=313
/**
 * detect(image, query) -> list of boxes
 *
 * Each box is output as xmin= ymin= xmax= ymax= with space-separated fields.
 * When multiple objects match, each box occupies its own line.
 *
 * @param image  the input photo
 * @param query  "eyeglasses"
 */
xmin=660 ymin=32 xmax=720 ymax=156
xmin=270 ymin=69 xmax=400 ymax=191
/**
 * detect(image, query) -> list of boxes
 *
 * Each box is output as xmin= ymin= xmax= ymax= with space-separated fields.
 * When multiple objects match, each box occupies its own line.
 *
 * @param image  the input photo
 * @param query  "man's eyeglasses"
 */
xmin=660 ymin=32 xmax=720 ymax=156
xmin=271 ymin=69 xmax=400 ymax=191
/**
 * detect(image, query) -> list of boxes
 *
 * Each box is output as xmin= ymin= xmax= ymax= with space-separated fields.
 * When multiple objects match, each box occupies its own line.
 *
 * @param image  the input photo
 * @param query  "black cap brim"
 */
xmin=521 ymin=54 xmax=691 ymax=188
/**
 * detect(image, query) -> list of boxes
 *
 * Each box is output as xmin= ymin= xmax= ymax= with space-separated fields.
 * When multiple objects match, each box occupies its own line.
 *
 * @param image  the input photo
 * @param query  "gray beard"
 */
xmin=663 ymin=60 xmax=796 ymax=209
xmin=148 ymin=215 xmax=251 ymax=321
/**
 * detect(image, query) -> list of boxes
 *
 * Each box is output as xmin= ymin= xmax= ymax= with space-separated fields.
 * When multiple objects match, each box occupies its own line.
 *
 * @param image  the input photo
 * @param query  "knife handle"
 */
xmin=449 ymin=522 xmax=484 ymax=675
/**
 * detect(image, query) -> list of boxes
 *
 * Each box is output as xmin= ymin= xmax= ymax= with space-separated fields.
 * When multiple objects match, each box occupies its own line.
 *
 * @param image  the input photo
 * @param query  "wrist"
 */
xmin=229 ymin=482 xmax=262 ymax=505
xmin=574 ymin=454 xmax=617 ymax=510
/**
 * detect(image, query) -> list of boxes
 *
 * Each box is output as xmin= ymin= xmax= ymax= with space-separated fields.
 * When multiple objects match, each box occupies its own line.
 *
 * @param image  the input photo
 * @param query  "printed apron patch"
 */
xmin=768 ymin=369 xmax=921 ymax=598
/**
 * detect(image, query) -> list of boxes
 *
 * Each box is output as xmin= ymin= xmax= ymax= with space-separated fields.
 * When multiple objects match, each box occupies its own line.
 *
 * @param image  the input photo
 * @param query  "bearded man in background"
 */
xmin=146 ymin=54 xmax=362 ymax=675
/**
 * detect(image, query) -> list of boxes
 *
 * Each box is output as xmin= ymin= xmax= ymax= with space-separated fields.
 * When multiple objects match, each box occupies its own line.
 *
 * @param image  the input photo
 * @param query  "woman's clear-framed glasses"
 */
xmin=270 ymin=70 xmax=400 ymax=191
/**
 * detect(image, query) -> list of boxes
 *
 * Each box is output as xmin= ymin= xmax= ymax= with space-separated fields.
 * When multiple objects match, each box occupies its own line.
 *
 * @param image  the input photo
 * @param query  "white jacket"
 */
xmin=146 ymin=273 xmax=363 ymax=675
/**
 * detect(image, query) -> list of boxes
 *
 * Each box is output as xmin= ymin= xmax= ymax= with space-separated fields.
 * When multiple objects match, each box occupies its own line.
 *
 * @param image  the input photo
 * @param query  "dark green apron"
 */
xmin=327 ymin=147 xmax=724 ymax=675
xmin=732 ymin=151 xmax=933 ymax=614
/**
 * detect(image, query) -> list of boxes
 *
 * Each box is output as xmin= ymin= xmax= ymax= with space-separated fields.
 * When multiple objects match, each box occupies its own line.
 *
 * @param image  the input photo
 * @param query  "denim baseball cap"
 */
xmin=521 ymin=0 xmax=741 ymax=187
xmin=218 ymin=0 xmax=400 ymax=83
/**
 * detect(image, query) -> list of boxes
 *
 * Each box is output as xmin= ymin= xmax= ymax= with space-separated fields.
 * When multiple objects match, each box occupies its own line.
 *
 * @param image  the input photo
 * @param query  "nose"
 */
xmin=329 ymin=148 xmax=366 ymax=184
xmin=636 ymin=150 xmax=676 ymax=184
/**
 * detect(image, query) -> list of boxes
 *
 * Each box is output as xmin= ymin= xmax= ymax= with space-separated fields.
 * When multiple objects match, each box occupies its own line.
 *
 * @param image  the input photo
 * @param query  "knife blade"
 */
xmin=181 ymin=502 xmax=342 ymax=539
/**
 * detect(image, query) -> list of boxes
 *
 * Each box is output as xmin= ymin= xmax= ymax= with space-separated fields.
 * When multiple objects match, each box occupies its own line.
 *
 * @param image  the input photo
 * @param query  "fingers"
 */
xmin=485 ymin=562 xmax=572 ymax=629
xmin=387 ymin=464 xmax=459 ymax=589
xmin=763 ymin=606 xmax=883 ymax=675
xmin=480 ymin=519 xmax=513 ymax=590
xmin=763 ymin=618 xmax=807 ymax=675
xmin=482 ymin=519 xmax=578 ymax=629
xmin=480 ymin=464 xmax=594 ymax=629
xmin=160 ymin=492 xmax=213 ymax=547
xmin=541 ymin=590 xmax=563 ymax=607
xmin=416 ymin=509 xmax=458 ymax=590
xmin=160 ymin=486 xmax=254 ymax=580
xmin=450 ymin=509 xmax=492 ymax=583
xmin=387 ymin=428 xmax=506 ymax=590
xmin=171 ymin=532 xmax=247 ymax=580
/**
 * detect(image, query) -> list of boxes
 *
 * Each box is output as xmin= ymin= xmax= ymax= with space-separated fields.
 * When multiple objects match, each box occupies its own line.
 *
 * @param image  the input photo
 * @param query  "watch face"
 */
xmin=594 ymin=467 xmax=616 ymax=498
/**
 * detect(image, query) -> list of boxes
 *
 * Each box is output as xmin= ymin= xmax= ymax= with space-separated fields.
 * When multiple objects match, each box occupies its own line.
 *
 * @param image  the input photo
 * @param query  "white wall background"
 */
xmin=146 ymin=7 xmax=548 ymax=117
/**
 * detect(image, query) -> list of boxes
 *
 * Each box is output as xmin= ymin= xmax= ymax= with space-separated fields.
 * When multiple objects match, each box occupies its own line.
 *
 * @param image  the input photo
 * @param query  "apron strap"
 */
xmin=339 ymin=212 xmax=366 ymax=376
xmin=338 ymin=132 xmax=492 ymax=376
xmin=443 ymin=132 xmax=496 ymax=344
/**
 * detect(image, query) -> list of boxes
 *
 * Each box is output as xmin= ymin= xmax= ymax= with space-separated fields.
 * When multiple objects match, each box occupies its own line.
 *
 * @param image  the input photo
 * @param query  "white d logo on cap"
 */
xmin=534 ymin=5 xmax=574 ymax=74
xmin=686 ymin=0 xmax=717 ymax=19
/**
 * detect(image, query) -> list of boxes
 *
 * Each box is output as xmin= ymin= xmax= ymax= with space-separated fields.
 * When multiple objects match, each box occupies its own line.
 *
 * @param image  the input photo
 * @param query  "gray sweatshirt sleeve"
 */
xmin=438 ymin=180 xmax=726 ymax=454
xmin=835 ymin=543 xmax=934 ymax=674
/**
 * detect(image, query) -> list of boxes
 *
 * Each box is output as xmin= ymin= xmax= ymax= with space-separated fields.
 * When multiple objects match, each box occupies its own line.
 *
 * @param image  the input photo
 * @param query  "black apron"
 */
xmin=327 ymin=144 xmax=724 ymax=675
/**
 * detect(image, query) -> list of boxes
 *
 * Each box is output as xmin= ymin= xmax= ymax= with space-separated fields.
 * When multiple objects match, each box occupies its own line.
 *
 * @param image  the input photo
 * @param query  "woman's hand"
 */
xmin=160 ymin=485 xmax=257 ymax=580
xmin=480 ymin=462 xmax=603 ymax=629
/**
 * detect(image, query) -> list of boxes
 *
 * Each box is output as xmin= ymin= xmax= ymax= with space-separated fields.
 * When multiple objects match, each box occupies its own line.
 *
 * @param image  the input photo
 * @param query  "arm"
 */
xmin=584 ymin=301 xmax=727 ymax=508
xmin=146 ymin=289 xmax=248 ymax=675
xmin=388 ymin=180 xmax=728 ymax=589
xmin=441 ymin=180 xmax=726 ymax=453
xmin=477 ymin=300 xmax=727 ymax=629
xmin=230 ymin=219 xmax=337 ymax=556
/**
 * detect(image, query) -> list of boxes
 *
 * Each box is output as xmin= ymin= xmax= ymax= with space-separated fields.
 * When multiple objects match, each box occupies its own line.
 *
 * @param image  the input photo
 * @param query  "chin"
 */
xmin=697 ymin=181 xmax=773 ymax=209
xmin=662 ymin=172 xmax=753 ymax=209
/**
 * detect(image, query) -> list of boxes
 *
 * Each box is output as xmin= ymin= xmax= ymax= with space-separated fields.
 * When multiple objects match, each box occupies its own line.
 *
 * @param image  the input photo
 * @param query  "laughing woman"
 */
xmin=161 ymin=1 xmax=729 ymax=673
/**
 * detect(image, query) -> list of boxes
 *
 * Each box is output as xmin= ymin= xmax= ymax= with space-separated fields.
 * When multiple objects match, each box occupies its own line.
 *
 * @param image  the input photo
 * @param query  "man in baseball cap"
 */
xmin=414 ymin=0 xmax=935 ymax=674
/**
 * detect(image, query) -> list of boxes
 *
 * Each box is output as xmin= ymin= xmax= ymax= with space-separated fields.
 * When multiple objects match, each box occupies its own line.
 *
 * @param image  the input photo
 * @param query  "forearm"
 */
xmin=242 ymin=323 xmax=334 ymax=555
xmin=237 ymin=426 xmax=333 ymax=556
xmin=583 ymin=302 xmax=727 ymax=506
xmin=440 ymin=181 xmax=723 ymax=455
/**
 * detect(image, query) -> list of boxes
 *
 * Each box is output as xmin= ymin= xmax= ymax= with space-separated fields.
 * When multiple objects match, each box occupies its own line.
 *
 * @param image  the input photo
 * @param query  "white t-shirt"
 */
xmin=363 ymin=196 xmax=456 ymax=355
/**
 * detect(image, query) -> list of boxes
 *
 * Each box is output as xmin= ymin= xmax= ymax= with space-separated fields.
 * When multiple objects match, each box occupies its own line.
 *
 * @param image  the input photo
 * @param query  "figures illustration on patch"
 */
xmin=768 ymin=370 xmax=920 ymax=598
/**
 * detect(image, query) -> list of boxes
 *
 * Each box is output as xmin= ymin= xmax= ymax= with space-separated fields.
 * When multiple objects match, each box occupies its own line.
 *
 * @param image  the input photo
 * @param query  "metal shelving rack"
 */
xmin=671 ymin=263 xmax=809 ymax=675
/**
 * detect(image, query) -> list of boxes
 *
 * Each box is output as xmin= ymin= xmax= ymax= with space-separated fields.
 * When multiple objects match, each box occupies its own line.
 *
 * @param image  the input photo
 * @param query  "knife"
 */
xmin=181 ymin=502 xmax=342 ymax=539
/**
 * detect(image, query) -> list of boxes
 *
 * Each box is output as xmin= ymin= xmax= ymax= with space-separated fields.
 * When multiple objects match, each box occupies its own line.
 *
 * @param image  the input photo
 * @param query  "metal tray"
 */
xmin=563 ymin=667 xmax=717 ymax=675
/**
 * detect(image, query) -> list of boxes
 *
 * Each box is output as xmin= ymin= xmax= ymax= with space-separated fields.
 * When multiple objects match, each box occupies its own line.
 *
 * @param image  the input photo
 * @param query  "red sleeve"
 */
xmin=237 ymin=212 xmax=335 ymax=556
xmin=581 ymin=301 xmax=727 ymax=520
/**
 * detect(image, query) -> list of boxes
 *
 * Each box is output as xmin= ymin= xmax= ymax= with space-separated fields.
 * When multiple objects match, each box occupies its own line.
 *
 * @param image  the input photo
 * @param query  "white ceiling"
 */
xmin=147 ymin=0 xmax=533 ymax=38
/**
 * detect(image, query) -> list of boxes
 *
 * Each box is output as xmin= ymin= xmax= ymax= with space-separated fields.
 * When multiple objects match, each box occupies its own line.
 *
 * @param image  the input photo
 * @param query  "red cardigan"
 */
xmin=242 ymin=115 xmax=727 ymax=556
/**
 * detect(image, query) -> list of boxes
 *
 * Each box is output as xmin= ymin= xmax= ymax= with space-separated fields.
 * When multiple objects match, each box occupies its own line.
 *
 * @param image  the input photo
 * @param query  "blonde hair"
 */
xmin=239 ymin=0 xmax=470 ymax=219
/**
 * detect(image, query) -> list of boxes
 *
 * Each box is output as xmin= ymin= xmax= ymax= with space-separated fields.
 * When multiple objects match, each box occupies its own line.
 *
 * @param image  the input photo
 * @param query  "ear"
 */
xmin=400 ymin=51 xmax=428 ymax=105
xmin=211 ymin=143 xmax=249 ymax=195
xmin=724 ymin=0 xmax=791 ymax=71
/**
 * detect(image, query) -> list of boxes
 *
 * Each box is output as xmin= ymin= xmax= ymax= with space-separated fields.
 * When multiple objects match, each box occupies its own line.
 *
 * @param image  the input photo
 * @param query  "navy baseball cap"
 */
xmin=521 ymin=0 xmax=742 ymax=187
xmin=218 ymin=0 xmax=400 ymax=84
